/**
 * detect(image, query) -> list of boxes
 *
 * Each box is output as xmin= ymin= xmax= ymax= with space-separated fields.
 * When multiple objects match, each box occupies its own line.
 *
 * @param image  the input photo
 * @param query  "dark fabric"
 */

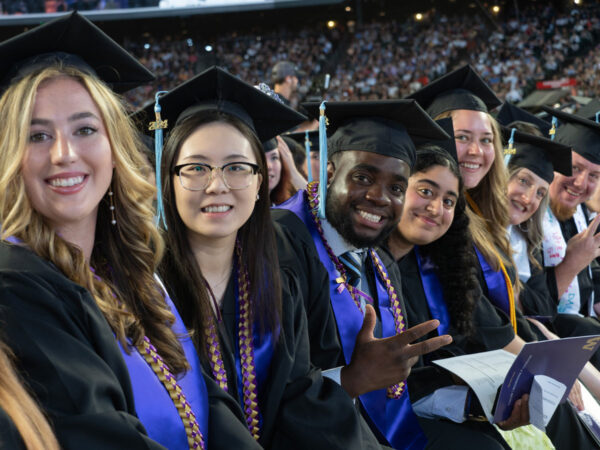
xmin=0 ymin=243 xmax=164 ymax=450
xmin=519 ymin=250 xmax=558 ymax=318
xmin=0 ymin=406 xmax=26 ymax=450
xmin=200 ymin=262 xmax=382 ymax=450
xmin=546 ymin=400 xmax=598 ymax=450
xmin=417 ymin=417 xmax=509 ymax=450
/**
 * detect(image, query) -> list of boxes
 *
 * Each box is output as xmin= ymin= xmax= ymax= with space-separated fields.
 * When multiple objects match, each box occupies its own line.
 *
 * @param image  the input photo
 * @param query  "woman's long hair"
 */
xmin=436 ymin=110 xmax=513 ymax=272
xmin=159 ymin=112 xmax=282 ymax=357
xmin=414 ymin=146 xmax=477 ymax=336
xmin=270 ymin=147 xmax=296 ymax=205
xmin=0 ymin=65 xmax=187 ymax=374
xmin=0 ymin=340 xmax=59 ymax=450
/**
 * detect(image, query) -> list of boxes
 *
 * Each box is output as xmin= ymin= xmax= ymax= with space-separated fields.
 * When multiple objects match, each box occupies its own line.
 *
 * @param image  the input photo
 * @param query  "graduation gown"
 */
xmin=0 ymin=242 xmax=163 ymax=449
xmin=274 ymin=190 xmax=427 ymax=450
xmin=0 ymin=406 xmax=26 ymax=450
xmin=198 ymin=262 xmax=380 ymax=450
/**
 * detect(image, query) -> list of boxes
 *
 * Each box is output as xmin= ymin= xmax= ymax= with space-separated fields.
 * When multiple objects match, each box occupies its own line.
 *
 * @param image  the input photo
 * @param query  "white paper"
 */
xmin=433 ymin=350 xmax=516 ymax=421
xmin=528 ymin=375 xmax=566 ymax=431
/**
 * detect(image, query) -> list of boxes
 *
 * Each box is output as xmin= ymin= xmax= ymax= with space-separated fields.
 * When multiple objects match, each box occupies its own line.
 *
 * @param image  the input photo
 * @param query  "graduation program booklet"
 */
xmin=432 ymin=335 xmax=600 ymax=430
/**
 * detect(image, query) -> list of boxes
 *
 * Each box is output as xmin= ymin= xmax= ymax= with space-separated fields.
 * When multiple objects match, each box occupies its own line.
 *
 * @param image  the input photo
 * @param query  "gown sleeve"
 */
xmin=518 ymin=250 xmax=558 ymax=317
xmin=0 ymin=259 xmax=164 ymax=450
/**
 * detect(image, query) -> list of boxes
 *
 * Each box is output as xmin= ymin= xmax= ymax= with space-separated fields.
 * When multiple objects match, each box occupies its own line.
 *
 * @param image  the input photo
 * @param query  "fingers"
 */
xmin=498 ymin=394 xmax=529 ymax=430
xmin=403 ymin=335 xmax=453 ymax=358
xmin=569 ymin=380 xmax=584 ymax=411
xmin=589 ymin=214 xmax=600 ymax=238
xmin=356 ymin=304 xmax=377 ymax=344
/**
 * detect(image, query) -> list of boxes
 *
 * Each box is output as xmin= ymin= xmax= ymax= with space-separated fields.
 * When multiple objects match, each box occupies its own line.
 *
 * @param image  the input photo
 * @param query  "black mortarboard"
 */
xmin=541 ymin=106 xmax=600 ymax=165
xmin=496 ymin=102 xmax=551 ymax=136
xmin=503 ymin=128 xmax=572 ymax=183
xmin=285 ymin=130 xmax=319 ymax=152
xmin=301 ymin=99 xmax=450 ymax=168
xmin=406 ymin=64 xmax=501 ymax=119
xmin=137 ymin=66 xmax=306 ymax=142
xmin=412 ymin=117 xmax=458 ymax=163
xmin=0 ymin=12 xmax=154 ymax=93
xmin=263 ymin=138 xmax=278 ymax=152
xmin=576 ymin=99 xmax=600 ymax=122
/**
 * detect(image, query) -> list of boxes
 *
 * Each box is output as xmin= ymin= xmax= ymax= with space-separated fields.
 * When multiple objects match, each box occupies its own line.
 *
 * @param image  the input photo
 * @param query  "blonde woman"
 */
xmin=0 ymin=13 xmax=257 ymax=450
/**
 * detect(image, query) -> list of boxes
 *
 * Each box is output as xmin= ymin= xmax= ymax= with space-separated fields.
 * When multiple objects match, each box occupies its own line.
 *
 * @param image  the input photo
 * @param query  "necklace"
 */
xmin=204 ymin=242 xmax=261 ymax=440
xmin=307 ymin=182 xmax=406 ymax=399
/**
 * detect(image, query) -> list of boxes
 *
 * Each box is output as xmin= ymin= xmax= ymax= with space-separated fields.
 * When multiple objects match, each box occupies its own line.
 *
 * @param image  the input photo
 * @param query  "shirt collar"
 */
xmin=320 ymin=215 xmax=360 ymax=257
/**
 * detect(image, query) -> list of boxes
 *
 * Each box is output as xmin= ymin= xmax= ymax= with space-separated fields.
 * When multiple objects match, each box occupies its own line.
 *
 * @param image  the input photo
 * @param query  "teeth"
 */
xmin=49 ymin=176 xmax=84 ymax=187
xmin=461 ymin=162 xmax=480 ymax=169
xmin=203 ymin=205 xmax=231 ymax=213
xmin=358 ymin=210 xmax=382 ymax=223
xmin=566 ymin=188 xmax=580 ymax=197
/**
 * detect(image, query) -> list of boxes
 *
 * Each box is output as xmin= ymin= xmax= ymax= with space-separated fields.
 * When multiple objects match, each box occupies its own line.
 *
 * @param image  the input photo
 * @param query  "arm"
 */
xmin=276 ymin=136 xmax=307 ymax=191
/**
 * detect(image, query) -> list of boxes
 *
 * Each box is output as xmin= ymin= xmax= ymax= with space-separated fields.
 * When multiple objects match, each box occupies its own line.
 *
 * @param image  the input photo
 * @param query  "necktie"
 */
xmin=339 ymin=250 xmax=363 ymax=288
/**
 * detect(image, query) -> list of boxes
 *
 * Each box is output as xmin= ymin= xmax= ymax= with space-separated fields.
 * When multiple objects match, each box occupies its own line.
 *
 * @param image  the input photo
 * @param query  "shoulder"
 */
xmin=0 ymin=406 xmax=26 ymax=450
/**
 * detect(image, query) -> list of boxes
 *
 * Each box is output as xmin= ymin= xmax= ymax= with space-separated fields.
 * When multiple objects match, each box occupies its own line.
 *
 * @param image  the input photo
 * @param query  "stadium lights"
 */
xmin=327 ymin=20 xmax=337 ymax=29
xmin=144 ymin=43 xmax=150 ymax=50
xmin=492 ymin=5 xmax=500 ymax=13
xmin=345 ymin=6 xmax=351 ymax=12
xmin=205 ymin=45 xmax=213 ymax=52
xmin=574 ymin=0 xmax=581 ymax=4
xmin=415 ymin=13 xmax=423 ymax=21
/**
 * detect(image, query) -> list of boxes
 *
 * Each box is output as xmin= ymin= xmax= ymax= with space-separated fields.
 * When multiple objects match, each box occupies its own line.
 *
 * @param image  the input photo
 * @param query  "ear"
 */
xmin=327 ymin=160 xmax=336 ymax=186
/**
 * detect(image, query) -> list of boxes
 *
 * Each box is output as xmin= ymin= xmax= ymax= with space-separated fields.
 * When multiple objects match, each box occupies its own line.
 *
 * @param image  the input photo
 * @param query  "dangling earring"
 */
xmin=518 ymin=219 xmax=529 ymax=233
xmin=109 ymin=187 xmax=116 ymax=226
xmin=256 ymin=193 xmax=260 ymax=201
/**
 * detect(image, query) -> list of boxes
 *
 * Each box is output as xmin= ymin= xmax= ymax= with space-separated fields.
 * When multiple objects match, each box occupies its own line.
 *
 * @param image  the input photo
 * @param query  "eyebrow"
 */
xmin=31 ymin=111 xmax=100 ymax=126
xmin=454 ymin=129 xmax=493 ymax=136
xmin=417 ymin=178 xmax=458 ymax=198
xmin=182 ymin=153 xmax=250 ymax=161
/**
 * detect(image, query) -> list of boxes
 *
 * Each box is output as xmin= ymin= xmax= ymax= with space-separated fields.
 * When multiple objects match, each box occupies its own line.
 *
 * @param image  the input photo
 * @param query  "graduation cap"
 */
xmin=496 ymin=102 xmax=551 ymax=136
xmin=136 ymin=66 xmax=306 ymax=143
xmin=301 ymin=99 xmax=450 ymax=217
xmin=0 ymin=12 xmax=154 ymax=93
xmin=541 ymin=106 xmax=600 ymax=166
xmin=412 ymin=117 xmax=458 ymax=163
xmin=502 ymin=127 xmax=572 ymax=183
xmin=575 ymin=99 xmax=600 ymax=122
xmin=405 ymin=64 xmax=501 ymax=119
xmin=263 ymin=138 xmax=278 ymax=152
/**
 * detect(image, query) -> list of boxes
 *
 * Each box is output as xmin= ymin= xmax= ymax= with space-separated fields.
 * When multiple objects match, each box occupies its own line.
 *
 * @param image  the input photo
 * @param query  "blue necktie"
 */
xmin=339 ymin=250 xmax=362 ymax=288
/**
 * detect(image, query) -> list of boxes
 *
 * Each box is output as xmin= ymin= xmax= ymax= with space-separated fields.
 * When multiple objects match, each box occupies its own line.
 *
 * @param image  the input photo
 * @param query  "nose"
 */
xmin=466 ymin=140 xmax=483 ymax=156
xmin=572 ymin=171 xmax=587 ymax=190
xmin=365 ymin=183 xmax=391 ymax=206
xmin=521 ymin=186 xmax=535 ymax=205
xmin=204 ymin=167 xmax=229 ymax=194
xmin=426 ymin=197 xmax=443 ymax=216
xmin=49 ymin=133 xmax=77 ymax=165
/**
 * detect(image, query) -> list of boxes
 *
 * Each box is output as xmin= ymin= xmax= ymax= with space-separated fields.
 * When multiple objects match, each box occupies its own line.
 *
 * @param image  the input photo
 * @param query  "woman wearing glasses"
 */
xmin=152 ymin=67 xmax=382 ymax=449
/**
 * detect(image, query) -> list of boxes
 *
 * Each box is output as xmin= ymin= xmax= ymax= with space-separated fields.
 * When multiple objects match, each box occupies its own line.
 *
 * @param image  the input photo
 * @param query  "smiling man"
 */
xmin=272 ymin=100 xmax=457 ymax=449
xmin=540 ymin=106 xmax=600 ymax=319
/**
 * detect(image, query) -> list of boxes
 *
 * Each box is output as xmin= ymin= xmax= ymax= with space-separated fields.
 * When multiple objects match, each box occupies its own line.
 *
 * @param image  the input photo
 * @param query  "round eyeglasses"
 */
xmin=173 ymin=162 xmax=260 ymax=191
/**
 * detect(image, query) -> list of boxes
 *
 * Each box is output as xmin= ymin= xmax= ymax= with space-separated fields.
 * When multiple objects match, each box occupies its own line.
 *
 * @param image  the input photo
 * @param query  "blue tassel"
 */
xmin=549 ymin=116 xmax=557 ymax=141
xmin=151 ymin=90 xmax=169 ymax=229
xmin=503 ymin=128 xmax=516 ymax=166
xmin=305 ymin=130 xmax=313 ymax=183
xmin=318 ymin=101 xmax=328 ymax=219
xmin=596 ymin=111 xmax=600 ymax=124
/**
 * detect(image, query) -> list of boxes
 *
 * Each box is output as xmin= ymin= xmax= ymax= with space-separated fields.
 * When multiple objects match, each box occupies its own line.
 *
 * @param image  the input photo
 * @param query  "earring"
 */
xmin=109 ymin=188 xmax=116 ymax=226
xmin=256 ymin=193 xmax=260 ymax=201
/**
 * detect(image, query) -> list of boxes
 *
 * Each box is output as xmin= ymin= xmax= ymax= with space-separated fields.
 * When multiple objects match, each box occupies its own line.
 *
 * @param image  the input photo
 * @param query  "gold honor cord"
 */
xmin=465 ymin=193 xmax=518 ymax=333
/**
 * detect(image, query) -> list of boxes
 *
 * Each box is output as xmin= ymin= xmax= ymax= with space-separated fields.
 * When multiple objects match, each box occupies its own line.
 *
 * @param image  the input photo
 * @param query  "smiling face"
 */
xmin=452 ymin=109 xmax=495 ymax=189
xmin=549 ymin=151 xmax=600 ymax=214
xmin=507 ymin=168 xmax=549 ymax=225
xmin=325 ymin=150 xmax=410 ymax=248
xmin=396 ymin=165 xmax=459 ymax=246
xmin=265 ymin=148 xmax=282 ymax=192
xmin=173 ymin=121 xmax=262 ymax=246
xmin=21 ymin=76 xmax=113 ymax=234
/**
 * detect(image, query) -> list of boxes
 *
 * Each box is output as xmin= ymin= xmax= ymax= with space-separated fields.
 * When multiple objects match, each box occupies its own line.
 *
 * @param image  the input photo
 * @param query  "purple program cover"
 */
xmin=493 ymin=335 xmax=600 ymax=423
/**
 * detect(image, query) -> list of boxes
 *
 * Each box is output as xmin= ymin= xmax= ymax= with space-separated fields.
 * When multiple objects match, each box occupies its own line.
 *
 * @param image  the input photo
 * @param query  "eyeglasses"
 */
xmin=173 ymin=162 xmax=260 ymax=191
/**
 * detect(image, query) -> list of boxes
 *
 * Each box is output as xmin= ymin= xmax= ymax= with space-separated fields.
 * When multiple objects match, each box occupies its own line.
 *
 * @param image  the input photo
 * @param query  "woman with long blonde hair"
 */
xmin=0 ymin=13 xmax=257 ymax=450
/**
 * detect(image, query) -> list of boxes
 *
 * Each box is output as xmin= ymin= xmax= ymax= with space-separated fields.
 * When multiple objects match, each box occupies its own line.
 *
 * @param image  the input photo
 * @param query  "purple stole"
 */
xmin=474 ymin=246 xmax=511 ymax=317
xmin=414 ymin=247 xmax=451 ymax=336
xmin=119 ymin=294 xmax=209 ymax=449
xmin=277 ymin=190 xmax=427 ymax=450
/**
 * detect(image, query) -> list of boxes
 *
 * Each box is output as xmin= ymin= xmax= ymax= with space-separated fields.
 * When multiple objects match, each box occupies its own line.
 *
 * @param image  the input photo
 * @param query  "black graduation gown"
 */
xmin=204 ymin=263 xmax=382 ymax=450
xmin=0 ymin=406 xmax=26 ymax=450
xmin=0 ymin=242 xmax=163 ymax=450
xmin=519 ymin=249 xmax=600 ymax=371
